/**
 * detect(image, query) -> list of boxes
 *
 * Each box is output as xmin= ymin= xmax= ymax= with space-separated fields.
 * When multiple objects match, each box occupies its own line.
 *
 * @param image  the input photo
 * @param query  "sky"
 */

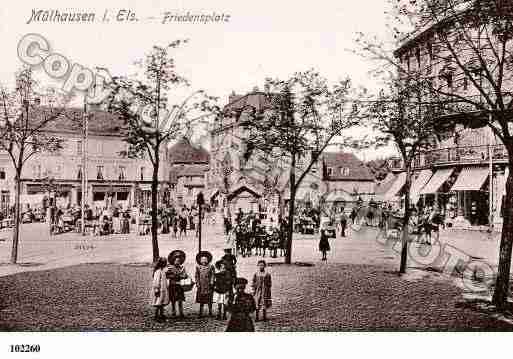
xmin=0 ymin=0 xmax=396 ymax=159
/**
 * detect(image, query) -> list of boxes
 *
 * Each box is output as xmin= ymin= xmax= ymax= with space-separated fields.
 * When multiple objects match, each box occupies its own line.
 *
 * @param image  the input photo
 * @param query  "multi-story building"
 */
xmin=207 ymin=90 xmax=377 ymax=215
xmin=383 ymin=1 xmax=511 ymax=229
xmin=168 ymin=136 xmax=210 ymax=208
xmin=1 ymin=106 xmax=170 ymax=213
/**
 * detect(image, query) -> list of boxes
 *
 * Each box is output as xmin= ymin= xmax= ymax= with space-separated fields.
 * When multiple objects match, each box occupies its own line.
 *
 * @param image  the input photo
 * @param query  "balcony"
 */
xmin=390 ymin=144 xmax=508 ymax=171
xmin=422 ymin=144 xmax=508 ymax=167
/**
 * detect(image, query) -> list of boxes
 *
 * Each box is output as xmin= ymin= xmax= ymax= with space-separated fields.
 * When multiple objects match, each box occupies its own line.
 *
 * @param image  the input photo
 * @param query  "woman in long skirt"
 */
xmin=319 ymin=229 xmax=330 ymax=261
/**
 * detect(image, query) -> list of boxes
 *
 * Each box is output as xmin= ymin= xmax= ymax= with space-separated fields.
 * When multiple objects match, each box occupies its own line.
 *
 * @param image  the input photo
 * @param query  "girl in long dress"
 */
xmin=149 ymin=257 xmax=169 ymax=321
xmin=252 ymin=260 xmax=272 ymax=322
xmin=166 ymin=252 xmax=188 ymax=317
xmin=195 ymin=252 xmax=215 ymax=317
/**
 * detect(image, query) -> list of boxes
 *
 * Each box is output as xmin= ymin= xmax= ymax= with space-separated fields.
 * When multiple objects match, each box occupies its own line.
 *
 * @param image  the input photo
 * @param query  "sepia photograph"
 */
xmin=0 ymin=0 xmax=513 ymax=355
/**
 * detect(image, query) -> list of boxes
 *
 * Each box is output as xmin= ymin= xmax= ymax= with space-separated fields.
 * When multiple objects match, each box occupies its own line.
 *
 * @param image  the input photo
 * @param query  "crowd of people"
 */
xmin=149 ymin=248 xmax=272 ymax=331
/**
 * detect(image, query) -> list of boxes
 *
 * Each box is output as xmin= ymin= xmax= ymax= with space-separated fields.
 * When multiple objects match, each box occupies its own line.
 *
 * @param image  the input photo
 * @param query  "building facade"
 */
xmin=168 ymin=136 xmax=210 ymax=208
xmin=383 ymin=1 xmax=511 ymax=229
xmin=207 ymin=90 xmax=377 ymax=216
xmin=0 ymin=107 xmax=170 ymax=214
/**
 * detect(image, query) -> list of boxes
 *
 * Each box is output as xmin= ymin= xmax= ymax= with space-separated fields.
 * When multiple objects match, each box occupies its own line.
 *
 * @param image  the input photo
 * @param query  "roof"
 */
xmin=168 ymin=137 xmax=210 ymax=164
xmin=30 ymin=106 xmax=126 ymax=136
xmin=223 ymin=92 xmax=276 ymax=113
xmin=322 ymin=152 xmax=375 ymax=181
xmin=374 ymin=172 xmax=398 ymax=195
xmin=169 ymin=164 xmax=209 ymax=184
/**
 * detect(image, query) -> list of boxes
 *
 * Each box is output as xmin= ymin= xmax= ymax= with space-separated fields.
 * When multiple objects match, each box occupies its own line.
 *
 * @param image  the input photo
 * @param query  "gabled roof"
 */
xmin=322 ymin=152 xmax=375 ymax=181
xmin=169 ymin=164 xmax=209 ymax=184
xmin=168 ymin=137 xmax=210 ymax=164
xmin=223 ymin=92 xmax=275 ymax=113
xmin=28 ymin=106 xmax=126 ymax=136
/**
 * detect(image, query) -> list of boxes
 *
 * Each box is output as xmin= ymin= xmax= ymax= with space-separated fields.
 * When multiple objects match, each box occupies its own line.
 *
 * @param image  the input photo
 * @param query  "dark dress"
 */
xmin=166 ymin=265 xmax=188 ymax=302
xmin=319 ymin=230 xmax=331 ymax=252
xmin=226 ymin=292 xmax=257 ymax=332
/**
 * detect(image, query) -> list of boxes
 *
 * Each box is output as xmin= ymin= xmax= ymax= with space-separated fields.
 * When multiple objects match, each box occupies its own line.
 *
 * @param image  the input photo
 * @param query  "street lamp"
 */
xmin=197 ymin=191 xmax=205 ymax=253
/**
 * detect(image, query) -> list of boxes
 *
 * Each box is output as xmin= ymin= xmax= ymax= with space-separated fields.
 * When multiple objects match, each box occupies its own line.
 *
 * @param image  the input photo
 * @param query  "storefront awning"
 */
xmin=410 ymin=170 xmax=433 ymax=203
xmin=450 ymin=167 xmax=489 ymax=192
xmin=384 ymin=172 xmax=406 ymax=201
xmin=420 ymin=168 xmax=454 ymax=194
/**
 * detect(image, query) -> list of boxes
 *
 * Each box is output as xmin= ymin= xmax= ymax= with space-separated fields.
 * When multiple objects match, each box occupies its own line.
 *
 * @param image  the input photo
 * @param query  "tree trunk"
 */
xmin=10 ymin=172 xmax=22 ymax=264
xmin=285 ymin=154 xmax=296 ymax=264
xmin=399 ymin=166 xmax=412 ymax=274
xmin=492 ymin=157 xmax=513 ymax=309
xmin=151 ymin=158 xmax=160 ymax=263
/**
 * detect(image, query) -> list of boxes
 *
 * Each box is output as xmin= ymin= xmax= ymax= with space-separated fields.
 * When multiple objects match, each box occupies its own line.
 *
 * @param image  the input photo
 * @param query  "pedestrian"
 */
xmin=319 ymin=226 xmax=331 ymax=261
xmin=221 ymin=247 xmax=237 ymax=284
xmin=172 ymin=215 xmax=178 ymax=238
xmin=226 ymin=277 xmax=257 ymax=332
xmin=340 ymin=208 xmax=348 ymax=237
xmin=166 ymin=250 xmax=189 ymax=318
xmin=350 ymin=207 xmax=357 ymax=225
xmin=195 ymin=251 xmax=215 ymax=317
xmin=161 ymin=210 xmax=170 ymax=234
xmin=149 ymin=257 xmax=170 ymax=321
xmin=252 ymin=260 xmax=272 ymax=322
xmin=179 ymin=215 xmax=187 ymax=238
xmin=213 ymin=260 xmax=232 ymax=320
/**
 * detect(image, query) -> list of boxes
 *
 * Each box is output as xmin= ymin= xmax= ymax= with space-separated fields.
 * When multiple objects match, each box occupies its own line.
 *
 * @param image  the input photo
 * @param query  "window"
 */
xmin=0 ymin=168 xmax=5 ymax=180
xmin=327 ymin=167 xmax=333 ymax=176
xmin=32 ymin=165 xmax=41 ymax=178
xmin=54 ymin=164 xmax=63 ymax=179
xmin=187 ymin=187 xmax=192 ymax=195
xmin=343 ymin=167 xmax=350 ymax=176
xmin=118 ymin=166 xmax=126 ymax=180
xmin=77 ymin=165 xmax=82 ymax=180
xmin=77 ymin=140 xmax=82 ymax=156
xmin=140 ymin=167 xmax=145 ymax=181
xmin=97 ymin=141 xmax=103 ymax=154
xmin=96 ymin=166 xmax=104 ymax=180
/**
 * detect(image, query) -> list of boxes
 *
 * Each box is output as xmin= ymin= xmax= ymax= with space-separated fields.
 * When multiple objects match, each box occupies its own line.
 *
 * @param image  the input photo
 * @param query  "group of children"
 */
xmin=149 ymin=247 xmax=272 ymax=331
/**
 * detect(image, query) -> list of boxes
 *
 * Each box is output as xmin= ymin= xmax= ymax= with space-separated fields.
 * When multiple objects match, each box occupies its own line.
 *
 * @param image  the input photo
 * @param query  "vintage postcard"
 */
xmin=0 ymin=0 xmax=512 ymax=356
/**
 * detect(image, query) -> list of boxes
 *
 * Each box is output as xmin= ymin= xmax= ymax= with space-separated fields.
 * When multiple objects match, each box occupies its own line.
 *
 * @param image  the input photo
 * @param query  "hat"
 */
xmin=234 ymin=277 xmax=248 ymax=286
xmin=168 ymin=250 xmax=186 ymax=264
xmin=196 ymin=250 xmax=213 ymax=265
xmin=223 ymin=246 xmax=233 ymax=252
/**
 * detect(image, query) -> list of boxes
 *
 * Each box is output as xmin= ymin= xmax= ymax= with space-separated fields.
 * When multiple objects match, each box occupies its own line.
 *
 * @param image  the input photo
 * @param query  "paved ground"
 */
xmin=1 ymin=262 xmax=511 ymax=331
xmin=0 ymin=221 xmax=512 ymax=331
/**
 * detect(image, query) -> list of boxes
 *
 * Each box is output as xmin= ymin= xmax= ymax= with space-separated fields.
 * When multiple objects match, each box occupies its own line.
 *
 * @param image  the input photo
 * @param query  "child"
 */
xmin=166 ymin=250 xmax=189 ymax=317
xmin=226 ymin=277 xmax=257 ymax=332
xmin=149 ymin=257 xmax=169 ymax=321
xmin=252 ymin=260 xmax=272 ymax=322
xmin=195 ymin=251 xmax=215 ymax=317
xmin=213 ymin=260 xmax=232 ymax=320
xmin=221 ymin=247 xmax=237 ymax=285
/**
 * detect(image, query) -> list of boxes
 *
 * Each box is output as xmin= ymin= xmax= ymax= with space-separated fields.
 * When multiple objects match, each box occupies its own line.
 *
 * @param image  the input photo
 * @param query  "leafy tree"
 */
xmin=0 ymin=67 xmax=70 ymax=263
xmin=244 ymin=70 xmax=363 ymax=264
xmin=104 ymin=42 xmax=218 ymax=262
xmin=356 ymin=0 xmax=513 ymax=309
xmin=369 ymin=77 xmax=443 ymax=273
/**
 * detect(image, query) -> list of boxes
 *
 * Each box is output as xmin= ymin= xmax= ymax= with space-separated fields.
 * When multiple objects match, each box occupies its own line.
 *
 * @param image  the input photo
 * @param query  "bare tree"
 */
xmin=0 ymin=67 xmax=71 ymax=263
